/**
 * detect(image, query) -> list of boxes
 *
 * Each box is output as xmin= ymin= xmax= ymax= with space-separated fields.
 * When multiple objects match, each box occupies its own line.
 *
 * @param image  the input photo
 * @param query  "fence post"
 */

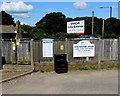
xmin=98 ymin=38 xmax=102 ymax=64
xmin=30 ymin=39 xmax=34 ymax=69
xmin=65 ymin=38 xmax=68 ymax=62
xmin=0 ymin=40 xmax=2 ymax=69
xmin=118 ymin=38 xmax=120 ymax=63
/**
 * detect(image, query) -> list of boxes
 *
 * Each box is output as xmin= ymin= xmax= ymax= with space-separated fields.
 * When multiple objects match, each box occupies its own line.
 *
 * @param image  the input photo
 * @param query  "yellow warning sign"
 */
xmin=12 ymin=43 xmax=16 ymax=47
xmin=60 ymin=45 xmax=64 ymax=50
xmin=16 ymin=42 xmax=20 ymax=45
xmin=12 ymin=43 xmax=16 ymax=50
xmin=114 ymin=39 xmax=118 ymax=43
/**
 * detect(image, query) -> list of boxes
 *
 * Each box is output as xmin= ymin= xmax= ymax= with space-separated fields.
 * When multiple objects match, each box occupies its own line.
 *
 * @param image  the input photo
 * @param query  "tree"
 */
xmin=21 ymin=24 xmax=32 ymax=33
xmin=36 ymin=12 xmax=67 ymax=34
xmin=0 ymin=11 xmax=15 ymax=25
xmin=74 ymin=17 xmax=103 ymax=36
xmin=66 ymin=17 xmax=74 ymax=22
xmin=104 ymin=18 xmax=120 ymax=38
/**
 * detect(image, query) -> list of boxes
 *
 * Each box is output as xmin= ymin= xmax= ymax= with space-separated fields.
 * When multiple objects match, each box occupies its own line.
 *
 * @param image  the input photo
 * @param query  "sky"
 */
xmin=0 ymin=1 xmax=119 ymax=26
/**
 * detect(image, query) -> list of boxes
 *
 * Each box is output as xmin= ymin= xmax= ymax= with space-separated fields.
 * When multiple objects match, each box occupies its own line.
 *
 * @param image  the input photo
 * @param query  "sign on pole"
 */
xmin=42 ymin=39 xmax=53 ymax=57
xmin=73 ymin=40 xmax=95 ymax=57
xmin=67 ymin=20 xmax=85 ymax=34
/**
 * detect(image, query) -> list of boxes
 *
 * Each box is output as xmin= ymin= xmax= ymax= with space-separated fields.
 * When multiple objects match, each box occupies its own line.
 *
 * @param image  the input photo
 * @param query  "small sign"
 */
xmin=114 ymin=39 xmax=118 ymax=43
xmin=67 ymin=20 xmax=85 ymax=34
xmin=73 ymin=40 xmax=95 ymax=57
xmin=60 ymin=45 xmax=64 ymax=50
xmin=16 ymin=42 xmax=20 ymax=45
xmin=12 ymin=42 xmax=16 ymax=50
xmin=42 ymin=39 xmax=53 ymax=57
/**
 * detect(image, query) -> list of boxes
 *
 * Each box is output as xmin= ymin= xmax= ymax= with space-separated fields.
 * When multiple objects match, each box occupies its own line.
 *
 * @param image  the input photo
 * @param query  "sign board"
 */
xmin=16 ymin=39 xmax=20 ymax=45
xmin=42 ymin=39 xmax=53 ymax=57
xmin=67 ymin=20 xmax=85 ymax=34
xmin=16 ymin=42 xmax=20 ymax=45
xmin=60 ymin=45 xmax=64 ymax=50
xmin=12 ymin=42 xmax=16 ymax=50
xmin=73 ymin=40 xmax=95 ymax=57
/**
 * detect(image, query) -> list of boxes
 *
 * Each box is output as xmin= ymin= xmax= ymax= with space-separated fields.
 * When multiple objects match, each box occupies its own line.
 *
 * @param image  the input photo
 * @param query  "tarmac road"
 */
xmin=2 ymin=69 xmax=118 ymax=94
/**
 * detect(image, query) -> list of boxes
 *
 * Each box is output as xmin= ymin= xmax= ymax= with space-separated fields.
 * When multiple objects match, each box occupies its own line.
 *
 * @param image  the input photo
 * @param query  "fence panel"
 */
xmin=1 ymin=38 xmax=119 ymax=65
xmin=111 ymin=39 xmax=118 ymax=60
xmin=1 ymin=41 xmax=15 ymax=63
xmin=100 ymin=39 xmax=118 ymax=61
xmin=17 ymin=41 xmax=31 ymax=64
xmin=33 ymin=40 xmax=41 ymax=64
xmin=53 ymin=40 xmax=66 ymax=54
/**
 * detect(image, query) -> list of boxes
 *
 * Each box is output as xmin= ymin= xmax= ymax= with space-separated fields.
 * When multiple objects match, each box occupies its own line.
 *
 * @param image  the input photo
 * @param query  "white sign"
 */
xmin=42 ymin=39 xmax=53 ymax=57
xmin=12 ymin=42 xmax=16 ymax=50
xmin=73 ymin=40 xmax=95 ymax=57
xmin=67 ymin=20 xmax=85 ymax=34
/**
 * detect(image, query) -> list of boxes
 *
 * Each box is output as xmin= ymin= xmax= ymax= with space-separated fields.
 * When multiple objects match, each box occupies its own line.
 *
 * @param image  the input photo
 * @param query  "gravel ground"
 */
xmin=2 ymin=69 xmax=118 ymax=94
xmin=0 ymin=65 xmax=33 ymax=80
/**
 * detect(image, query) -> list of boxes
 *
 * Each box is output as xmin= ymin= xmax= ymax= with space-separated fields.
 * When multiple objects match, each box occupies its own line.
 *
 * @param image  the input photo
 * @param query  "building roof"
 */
xmin=0 ymin=25 xmax=16 ymax=33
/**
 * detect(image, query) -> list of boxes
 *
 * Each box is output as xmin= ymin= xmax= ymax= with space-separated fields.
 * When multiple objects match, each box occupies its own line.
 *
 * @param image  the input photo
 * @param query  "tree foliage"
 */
xmin=0 ymin=11 xmax=15 ymax=25
xmin=23 ymin=12 xmax=120 ymax=39
xmin=2 ymin=11 xmax=120 ymax=39
xmin=36 ymin=12 xmax=67 ymax=34
xmin=104 ymin=18 xmax=120 ymax=38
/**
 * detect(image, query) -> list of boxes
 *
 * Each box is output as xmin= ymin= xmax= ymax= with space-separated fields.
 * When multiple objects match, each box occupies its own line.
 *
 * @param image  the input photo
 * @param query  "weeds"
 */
xmin=79 ymin=65 xmax=119 ymax=71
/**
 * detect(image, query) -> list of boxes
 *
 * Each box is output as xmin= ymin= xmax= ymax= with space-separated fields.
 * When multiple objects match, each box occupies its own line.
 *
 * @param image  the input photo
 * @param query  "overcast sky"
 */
xmin=0 ymin=1 xmax=119 ymax=26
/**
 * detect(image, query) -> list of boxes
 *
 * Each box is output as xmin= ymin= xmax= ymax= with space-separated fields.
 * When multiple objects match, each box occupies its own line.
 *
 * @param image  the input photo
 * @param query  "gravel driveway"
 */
xmin=2 ymin=69 xmax=118 ymax=94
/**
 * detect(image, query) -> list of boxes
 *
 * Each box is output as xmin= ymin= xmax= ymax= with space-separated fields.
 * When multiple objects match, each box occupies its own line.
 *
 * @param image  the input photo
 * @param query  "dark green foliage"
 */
xmin=104 ymin=18 xmax=120 ymax=38
xmin=25 ymin=13 xmax=120 ymax=39
xmin=3 ymin=11 xmax=119 ymax=39
xmin=74 ymin=17 xmax=92 ymax=35
xmin=74 ymin=17 xmax=104 ymax=36
xmin=31 ymin=15 xmax=120 ymax=39
xmin=0 ymin=11 xmax=15 ymax=25
xmin=48 ymin=33 xmax=80 ymax=39
xmin=36 ymin=12 xmax=67 ymax=34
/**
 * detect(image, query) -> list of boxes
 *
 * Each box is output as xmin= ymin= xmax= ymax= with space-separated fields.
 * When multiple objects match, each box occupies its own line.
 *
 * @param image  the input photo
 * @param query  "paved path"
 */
xmin=2 ymin=69 xmax=118 ymax=94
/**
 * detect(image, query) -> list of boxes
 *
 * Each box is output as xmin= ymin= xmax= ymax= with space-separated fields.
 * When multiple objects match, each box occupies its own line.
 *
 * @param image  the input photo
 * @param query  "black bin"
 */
xmin=54 ymin=54 xmax=68 ymax=73
xmin=0 ymin=57 xmax=6 ymax=69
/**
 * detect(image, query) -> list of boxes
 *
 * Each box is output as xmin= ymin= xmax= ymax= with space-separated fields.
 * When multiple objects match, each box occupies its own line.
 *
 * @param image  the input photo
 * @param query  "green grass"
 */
xmin=79 ymin=67 xmax=98 ymax=71
xmin=107 ymin=65 xmax=120 ymax=69
xmin=79 ymin=65 xmax=119 ymax=71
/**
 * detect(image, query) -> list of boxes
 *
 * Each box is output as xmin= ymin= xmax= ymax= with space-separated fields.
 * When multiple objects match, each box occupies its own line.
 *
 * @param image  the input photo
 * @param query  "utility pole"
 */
xmin=16 ymin=20 xmax=22 ymax=39
xmin=119 ymin=1 xmax=120 ymax=19
xmin=102 ymin=20 xmax=104 ymax=37
xmin=110 ymin=6 xmax=112 ymax=18
xmin=92 ymin=11 xmax=94 ymax=36
xmin=15 ymin=20 xmax=22 ymax=64
xmin=100 ymin=6 xmax=113 ymax=18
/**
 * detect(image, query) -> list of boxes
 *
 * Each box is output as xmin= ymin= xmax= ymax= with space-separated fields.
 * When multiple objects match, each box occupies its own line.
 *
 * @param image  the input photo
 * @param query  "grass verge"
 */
xmin=79 ymin=65 xmax=120 ymax=71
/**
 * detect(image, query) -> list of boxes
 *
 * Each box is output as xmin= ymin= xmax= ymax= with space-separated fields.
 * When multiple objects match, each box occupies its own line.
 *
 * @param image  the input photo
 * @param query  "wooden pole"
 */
xmin=118 ymin=38 xmax=120 ymax=63
xmin=102 ymin=20 xmax=104 ymax=37
xmin=16 ymin=20 xmax=22 ymax=39
xmin=30 ymin=39 xmax=34 ymax=70
xmin=0 ymin=40 xmax=2 ymax=69
xmin=92 ymin=11 xmax=94 ymax=36
xmin=98 ymin=38 xmax=102 ymax=68
xmin=110 ymin=6 xmax=112 ymax=18
xmin=65 ymin=38 xmax=68 ymax=62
